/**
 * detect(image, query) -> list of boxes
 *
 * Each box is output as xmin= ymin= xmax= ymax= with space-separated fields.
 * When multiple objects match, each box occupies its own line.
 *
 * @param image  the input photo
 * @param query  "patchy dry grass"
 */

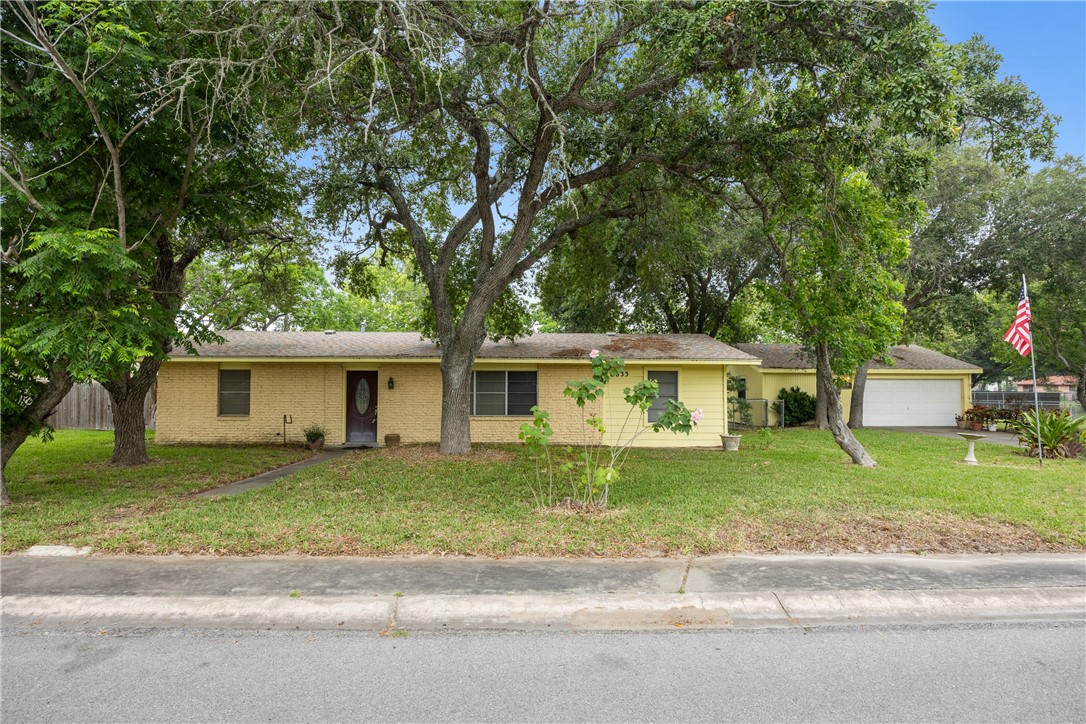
xmin=2 ymin=429 xmax=1083 ymax=556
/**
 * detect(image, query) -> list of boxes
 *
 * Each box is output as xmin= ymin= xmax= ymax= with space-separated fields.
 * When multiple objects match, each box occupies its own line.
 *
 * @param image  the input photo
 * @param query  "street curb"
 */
xmin=3 ymin=587 xmax=1083 ymax=632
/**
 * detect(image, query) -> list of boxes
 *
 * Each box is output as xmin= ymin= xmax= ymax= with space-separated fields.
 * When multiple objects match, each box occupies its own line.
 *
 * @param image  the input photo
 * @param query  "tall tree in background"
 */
xmin=187 ymin=254 xmax=426 ymax=333
xmin=1 ymin=0 xmax=300 ymax=467
xmin=897 ymin=146 xmax=1010 ymax=387
xmin=538 ymin=187 xmax=770 ymax=340
xmin=982 ymin=157 xmax=1086 ymax=404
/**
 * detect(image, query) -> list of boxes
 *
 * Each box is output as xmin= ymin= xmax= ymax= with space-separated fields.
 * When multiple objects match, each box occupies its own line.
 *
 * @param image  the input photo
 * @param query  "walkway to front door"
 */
xmin=346 ymin=371 xmax=378 ymax=443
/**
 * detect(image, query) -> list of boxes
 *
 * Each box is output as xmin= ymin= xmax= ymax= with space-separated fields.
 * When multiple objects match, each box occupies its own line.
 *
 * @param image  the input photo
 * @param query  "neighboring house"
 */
xmin=731 ymin=344 xmax=981 ymax=427
xmin=157 ymin=332 xmax=761 ymax=448
xmin=1016 ymin=375 xmax=1078 ymax=400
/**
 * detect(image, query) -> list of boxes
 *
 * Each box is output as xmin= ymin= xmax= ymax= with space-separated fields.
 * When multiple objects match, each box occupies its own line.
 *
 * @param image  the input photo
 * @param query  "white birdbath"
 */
xmin=957 ymin=432 xmax=986 ymax=464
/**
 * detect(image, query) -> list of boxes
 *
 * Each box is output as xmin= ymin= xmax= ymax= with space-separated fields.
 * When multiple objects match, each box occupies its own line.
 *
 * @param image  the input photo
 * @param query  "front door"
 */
xmin=346 ymin=371 xmax=378 ymax=443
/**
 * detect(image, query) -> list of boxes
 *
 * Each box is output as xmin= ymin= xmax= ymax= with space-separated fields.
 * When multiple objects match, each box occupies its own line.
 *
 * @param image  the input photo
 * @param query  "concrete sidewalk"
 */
xmin=194 ymin=449 xmax=347 ymax=498
xmin=2 ymin=553 xmax=1083 ymax=631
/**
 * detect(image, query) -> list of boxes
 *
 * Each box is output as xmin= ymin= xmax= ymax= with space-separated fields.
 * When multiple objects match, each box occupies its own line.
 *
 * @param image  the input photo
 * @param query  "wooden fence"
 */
xmin=49 ymin=381 xmax=156 ymax=430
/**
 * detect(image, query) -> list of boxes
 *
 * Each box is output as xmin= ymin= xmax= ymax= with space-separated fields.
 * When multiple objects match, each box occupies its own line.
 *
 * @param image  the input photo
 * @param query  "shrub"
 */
xmin=519 ymin=351 xmax=701 ymax=511
xmin=773 ymin=387 xmax=816 ymax=426
xmin=1011 ymin=409 xmax=1086 ymax=459
xmin=302 ymin=423 xmax=326 ymax=443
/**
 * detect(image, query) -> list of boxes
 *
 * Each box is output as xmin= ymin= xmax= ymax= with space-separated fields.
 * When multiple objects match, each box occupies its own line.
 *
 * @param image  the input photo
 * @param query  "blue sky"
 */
xmin=930 ymin=1 xmax=1085 ymax=160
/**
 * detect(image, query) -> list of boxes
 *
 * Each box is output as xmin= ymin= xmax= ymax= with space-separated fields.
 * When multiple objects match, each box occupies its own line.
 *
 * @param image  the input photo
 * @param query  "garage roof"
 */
xmin=732 ymin=343 xmax=980 ymax=371
xmin=174 ymin=331 xmax=760 ymax=362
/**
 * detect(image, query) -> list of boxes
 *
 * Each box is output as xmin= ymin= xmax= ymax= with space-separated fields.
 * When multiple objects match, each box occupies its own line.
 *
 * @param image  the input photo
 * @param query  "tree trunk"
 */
xmin=814 ymin=365 xmax=829 ymax=429
xmin=1 ymin=367 xmax=75 ymax=505
xmin=438 ymin=352 xmax=474 ymax=454
xmin=1076 ymin=371 xmax=1085 ymax=414
xmin=848 ymin=362 xmax=870 ymax=429
xmin=1 ymin=425 xmax=33 ymax=507
xmin=816 ymin=343 xmax=877 ymax=467
xmin=102 ymin=357 xmax=160 ymax=467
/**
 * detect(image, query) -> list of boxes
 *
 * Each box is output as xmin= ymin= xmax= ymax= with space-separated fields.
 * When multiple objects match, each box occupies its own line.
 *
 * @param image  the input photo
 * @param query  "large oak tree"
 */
xmin=305 ymin=0 xmax=981 ymax=454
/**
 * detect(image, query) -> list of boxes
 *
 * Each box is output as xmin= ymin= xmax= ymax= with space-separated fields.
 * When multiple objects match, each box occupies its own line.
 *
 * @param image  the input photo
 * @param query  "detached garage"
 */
xmin=732 ymin=344 xmax=981 ymax=427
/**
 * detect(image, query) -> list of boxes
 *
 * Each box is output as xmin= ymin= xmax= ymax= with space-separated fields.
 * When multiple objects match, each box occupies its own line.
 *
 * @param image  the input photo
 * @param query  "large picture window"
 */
xmin=218 ymin=369 xmax=251 ymax=416
xmin=471 ymin=371 xmax=537 ymax=416
xmin=647 ymin=370 xmax=678 ymax=423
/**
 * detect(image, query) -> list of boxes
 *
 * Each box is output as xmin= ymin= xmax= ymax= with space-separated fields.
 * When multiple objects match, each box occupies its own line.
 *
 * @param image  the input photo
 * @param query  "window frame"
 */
xmin=470 ymin=370 xmax=537 ymax=417
xmin=218 ymin=368 xmax=251 ymax=417
xmin=646 ymin=369 xmax=679 ymax=423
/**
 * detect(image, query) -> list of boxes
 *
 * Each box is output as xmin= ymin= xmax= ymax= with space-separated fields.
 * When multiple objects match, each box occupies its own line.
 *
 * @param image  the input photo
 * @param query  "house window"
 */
xmin=219 ymin=369 xmax=250 ymax=416
xmin=471 ymin=371 xmax=537 ymax=416
xmin=647 ymin=370 xmax=678 ymax=423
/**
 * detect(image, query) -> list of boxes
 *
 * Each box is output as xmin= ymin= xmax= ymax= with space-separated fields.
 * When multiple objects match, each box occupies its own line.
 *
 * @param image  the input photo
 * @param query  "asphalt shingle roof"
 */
xmin=732 ymin=343 xmax=979 ymax=371
xmin=175 ymin=331 xmax=760 ymax=362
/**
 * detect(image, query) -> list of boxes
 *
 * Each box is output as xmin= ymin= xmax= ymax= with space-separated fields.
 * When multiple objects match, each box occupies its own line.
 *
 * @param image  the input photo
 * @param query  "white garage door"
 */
xmin=864 ymin=379 xmax=963 ymax=427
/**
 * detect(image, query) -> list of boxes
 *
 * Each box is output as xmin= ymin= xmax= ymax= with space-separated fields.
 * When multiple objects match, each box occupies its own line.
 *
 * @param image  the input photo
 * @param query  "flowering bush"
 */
xmin=518 ymin=351 xmax=700 ymax=510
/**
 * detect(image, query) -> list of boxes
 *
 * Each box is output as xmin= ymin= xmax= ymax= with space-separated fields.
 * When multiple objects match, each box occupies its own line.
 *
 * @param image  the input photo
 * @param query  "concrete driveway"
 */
xmin=875 ymin=426 xmax=1021 ymax=447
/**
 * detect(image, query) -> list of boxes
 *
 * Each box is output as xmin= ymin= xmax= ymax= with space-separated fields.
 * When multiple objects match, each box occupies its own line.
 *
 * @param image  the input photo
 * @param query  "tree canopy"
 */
xmin=297 ymin=0 xmax=1023 ymax=452
xmin=1 ymin=0 xmax=301 ymax=469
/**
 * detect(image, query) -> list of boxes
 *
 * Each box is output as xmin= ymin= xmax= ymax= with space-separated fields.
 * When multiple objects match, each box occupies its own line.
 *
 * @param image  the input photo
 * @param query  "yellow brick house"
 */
xmin=157 ymin=332 xmax=761 ymax=448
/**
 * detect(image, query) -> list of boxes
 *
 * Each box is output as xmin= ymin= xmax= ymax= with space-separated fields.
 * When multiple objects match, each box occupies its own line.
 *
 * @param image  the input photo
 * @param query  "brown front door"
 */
xmin=346 ymin=371 xmax=378 ymax=443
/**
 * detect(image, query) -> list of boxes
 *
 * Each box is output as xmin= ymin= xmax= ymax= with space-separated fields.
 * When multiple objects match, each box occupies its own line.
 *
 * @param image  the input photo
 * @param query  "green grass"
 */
xmin=1 ymin=430 xmax=310 ymax=552
xmin=2 ymin=429 xmax=1083 ymax=556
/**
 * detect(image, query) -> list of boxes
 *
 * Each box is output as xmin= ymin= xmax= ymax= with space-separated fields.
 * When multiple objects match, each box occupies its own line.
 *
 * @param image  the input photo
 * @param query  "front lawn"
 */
xmin=1 ymin=430 xmax=311 ymax=552
xmin=2 ymin=429 xmax=1082 ymax=555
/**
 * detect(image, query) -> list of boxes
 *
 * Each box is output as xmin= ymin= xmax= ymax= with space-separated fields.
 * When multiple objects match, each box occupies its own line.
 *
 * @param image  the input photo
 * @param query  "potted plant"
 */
xmin=303 ymin=423 xmax=326 ymax=451
xmin=954 ymin=414 xmax=968 ymax=429
xmin=720 ymin=433 xmax=742 ymax=452
xmin=964 ymin=407 xmax=986 ymax=432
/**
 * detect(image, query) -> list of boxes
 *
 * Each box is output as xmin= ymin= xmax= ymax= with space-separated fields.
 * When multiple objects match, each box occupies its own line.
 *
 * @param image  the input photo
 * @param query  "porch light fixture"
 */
xmin=387 ymin=376 xmax=395 ymax=390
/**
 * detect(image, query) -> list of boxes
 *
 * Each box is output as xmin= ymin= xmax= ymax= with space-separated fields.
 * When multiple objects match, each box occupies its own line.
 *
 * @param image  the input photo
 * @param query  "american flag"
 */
xmin=1003 ymin=282 xmax=1032 ymax=356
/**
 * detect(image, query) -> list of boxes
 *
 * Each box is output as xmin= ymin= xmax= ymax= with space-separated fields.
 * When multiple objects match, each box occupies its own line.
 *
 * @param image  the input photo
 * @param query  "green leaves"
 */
xmin=517 ymin=406 xmax=553 ymax=458
xmin=521 ymin=353 xmax=701 ymax=510
xmin=768 ymin=169 xmax=911 ymax=375
xmin=1011 ymin=409 xmax=1086 ymax=459
xmin=1 ymin=229 xmax=151 ymax=438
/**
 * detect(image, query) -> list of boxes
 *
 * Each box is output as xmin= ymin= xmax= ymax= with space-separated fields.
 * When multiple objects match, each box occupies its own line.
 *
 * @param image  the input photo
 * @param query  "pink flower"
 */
xmin=691 ymin=409 xmax=704 ymax=425
xmin=589 ymin=349 xmax=600 ymax=359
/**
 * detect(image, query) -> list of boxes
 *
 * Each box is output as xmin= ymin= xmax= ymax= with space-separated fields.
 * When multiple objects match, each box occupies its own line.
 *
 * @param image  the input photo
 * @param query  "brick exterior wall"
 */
xmin=156 ymin=362 xmax=344 ymax=445
xmin=158 ymin=360 xmax=721 ymax=447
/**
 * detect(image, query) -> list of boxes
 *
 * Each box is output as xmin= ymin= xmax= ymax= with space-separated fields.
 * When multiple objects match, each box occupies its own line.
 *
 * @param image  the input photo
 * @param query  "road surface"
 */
xmin=3 ymin=621 xmax=1082 ymax=722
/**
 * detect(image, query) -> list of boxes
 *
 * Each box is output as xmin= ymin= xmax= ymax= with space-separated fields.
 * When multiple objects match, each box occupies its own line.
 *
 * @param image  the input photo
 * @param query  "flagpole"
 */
xmin=1024 ymin=274 xmax=1043 ymax=467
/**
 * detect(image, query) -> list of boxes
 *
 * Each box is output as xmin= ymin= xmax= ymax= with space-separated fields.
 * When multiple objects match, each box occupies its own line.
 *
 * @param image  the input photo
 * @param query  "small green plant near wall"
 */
xmin=302 ymin=424 xmax=326 ymax=443
xmin=302 ymin=423 xmax=326 ymax=450
xmin=519 ymin=351 xmax=701 ymax=511
xmin=1012 ymin=409 xmax=1086 ymax=459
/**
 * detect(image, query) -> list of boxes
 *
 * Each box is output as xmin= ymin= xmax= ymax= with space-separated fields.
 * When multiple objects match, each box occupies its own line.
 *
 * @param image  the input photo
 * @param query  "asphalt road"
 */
xmin=3 ymin=622 xmax=1083 ymax=723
